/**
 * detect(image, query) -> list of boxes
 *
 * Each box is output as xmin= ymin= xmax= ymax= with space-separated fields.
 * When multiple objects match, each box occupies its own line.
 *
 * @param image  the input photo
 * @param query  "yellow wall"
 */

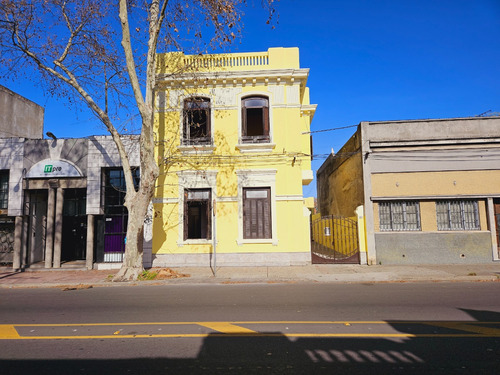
xmin=372 ymin=170 xmax=500 ymax=197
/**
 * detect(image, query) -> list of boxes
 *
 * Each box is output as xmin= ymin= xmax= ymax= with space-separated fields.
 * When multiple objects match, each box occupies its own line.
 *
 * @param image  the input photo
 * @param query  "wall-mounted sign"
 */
xmin=26 ymin=159 xmax=83 ymax=178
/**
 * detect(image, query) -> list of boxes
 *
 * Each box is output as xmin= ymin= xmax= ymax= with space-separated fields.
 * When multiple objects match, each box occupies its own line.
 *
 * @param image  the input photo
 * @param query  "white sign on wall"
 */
xmin=26 ymin=159 xmax=83 ymax=178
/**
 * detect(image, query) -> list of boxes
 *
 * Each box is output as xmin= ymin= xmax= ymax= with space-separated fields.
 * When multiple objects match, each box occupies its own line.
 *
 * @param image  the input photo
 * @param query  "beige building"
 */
xmin=317 ymin=117 xmax=500 ymax=265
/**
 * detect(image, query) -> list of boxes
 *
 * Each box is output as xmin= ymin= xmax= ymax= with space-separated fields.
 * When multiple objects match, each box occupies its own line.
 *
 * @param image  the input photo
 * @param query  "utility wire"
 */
xmin=303 ymin=124 xmax=358 ymax=134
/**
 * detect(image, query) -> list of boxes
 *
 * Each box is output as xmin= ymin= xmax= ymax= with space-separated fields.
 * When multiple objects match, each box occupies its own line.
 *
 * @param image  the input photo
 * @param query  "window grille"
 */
xmin=436 ymin=200 xmax=479 ymax=231
xmin=0 ymin=171 xmax=8 ymax=210
xmin=379 ymin=201 xmax=421 ymax=231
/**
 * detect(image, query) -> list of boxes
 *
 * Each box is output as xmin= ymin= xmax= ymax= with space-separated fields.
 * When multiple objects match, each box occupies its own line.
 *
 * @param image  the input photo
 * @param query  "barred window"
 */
xmin=436 ymin=200 xmax=479 ymax=231
xmin=0 ymin=170 xmax=8 ymax=210
xmin=379 ymin=201 xmax=421 ymax=231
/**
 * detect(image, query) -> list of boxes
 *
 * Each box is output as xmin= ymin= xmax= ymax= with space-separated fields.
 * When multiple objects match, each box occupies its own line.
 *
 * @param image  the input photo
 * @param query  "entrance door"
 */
xmin=494 ymin=199 xmax=500 ymax=255
xmin=61 ymin=189 xmax=87 ymax=261
xmin=27 ymin=191 xmax=47 ymax=265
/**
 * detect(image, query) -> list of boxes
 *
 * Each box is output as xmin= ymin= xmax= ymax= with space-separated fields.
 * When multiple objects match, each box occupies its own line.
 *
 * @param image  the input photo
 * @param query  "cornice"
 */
xmin=156 ymin=68 xmax=310 ymax=88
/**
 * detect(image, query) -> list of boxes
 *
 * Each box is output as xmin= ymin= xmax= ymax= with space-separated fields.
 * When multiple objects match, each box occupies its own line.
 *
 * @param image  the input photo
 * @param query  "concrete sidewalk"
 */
xmin=1 ymin=263 xmax=499 ymax=288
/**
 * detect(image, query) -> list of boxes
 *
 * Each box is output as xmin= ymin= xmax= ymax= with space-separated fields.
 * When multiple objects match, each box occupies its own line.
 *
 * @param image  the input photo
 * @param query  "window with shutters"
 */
xmin=184 ymin=188 xmax=211 ymax=240
xmin=183 ymin=97 xmax=211 ymax=145
xmin=241 ymin=96 xmax=269 ymax=144
xmin=243 ymin=187 xmax=271 ymax=239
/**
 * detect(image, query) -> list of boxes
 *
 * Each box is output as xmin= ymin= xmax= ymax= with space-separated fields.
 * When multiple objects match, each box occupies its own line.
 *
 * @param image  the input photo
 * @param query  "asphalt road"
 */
xmin=1 ymin=282 xmax=499 ymax=374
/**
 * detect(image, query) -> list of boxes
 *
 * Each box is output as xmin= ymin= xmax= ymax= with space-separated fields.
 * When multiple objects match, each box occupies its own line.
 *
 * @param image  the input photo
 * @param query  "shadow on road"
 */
xmin=2 ymin=309 xmax=499 ymax=374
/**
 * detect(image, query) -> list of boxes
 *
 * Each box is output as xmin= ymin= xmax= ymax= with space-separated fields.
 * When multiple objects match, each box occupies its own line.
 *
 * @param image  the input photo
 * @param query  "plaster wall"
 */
xmin=371 ymin=170 xmax=500 ymax=198
xmin=375 ymin=232 xmax=493 ymax=264
xmin=0 ymin=138 xmax=24 ymax=216
xmin=316 ymin=130 xmax=363 ymax=217
xmin=153 ymin=49 xmax=314 ymax=266
xmin=0 ymin=86 xmax=44 ymax=139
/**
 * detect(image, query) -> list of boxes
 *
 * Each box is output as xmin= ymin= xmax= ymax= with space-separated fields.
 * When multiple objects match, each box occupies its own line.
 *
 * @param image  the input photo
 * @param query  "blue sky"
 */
xmin=2 ymin=0 xmax=500 ymax=198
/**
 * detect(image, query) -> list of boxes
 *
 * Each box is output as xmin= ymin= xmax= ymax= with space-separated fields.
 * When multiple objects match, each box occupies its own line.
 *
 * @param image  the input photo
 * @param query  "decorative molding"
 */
xmin=236 ymin=143 xmax=276 ymax=153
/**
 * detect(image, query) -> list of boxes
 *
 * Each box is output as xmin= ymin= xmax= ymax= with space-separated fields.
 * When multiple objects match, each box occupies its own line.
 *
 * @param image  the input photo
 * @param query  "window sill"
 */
xmin=237 ymin=238 xmax=278 ymax=246
xmin=177 ymin=145 xmax=215 ymax=155
xmin=177 ymin=239 xmax=213 ymax=246
xmin=236 ymin=143 xmax=276 ymax=153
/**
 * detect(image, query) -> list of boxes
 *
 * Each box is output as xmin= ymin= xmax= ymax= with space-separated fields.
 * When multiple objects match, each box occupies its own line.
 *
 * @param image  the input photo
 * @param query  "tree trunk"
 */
xmin=113 ymin=132 xmax=158 ymax=282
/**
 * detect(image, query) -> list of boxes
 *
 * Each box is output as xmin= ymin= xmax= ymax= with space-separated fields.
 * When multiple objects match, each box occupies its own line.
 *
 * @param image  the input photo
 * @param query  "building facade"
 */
xmin=0 ymin=85 xmax=44 ymax=139
xmin=152 ymin=47 xmax=316 ymax=267
xmin=0 ymin=135 xmax=151 ymax=270
xmin=317 ymin=117 xmax=500 ymax=265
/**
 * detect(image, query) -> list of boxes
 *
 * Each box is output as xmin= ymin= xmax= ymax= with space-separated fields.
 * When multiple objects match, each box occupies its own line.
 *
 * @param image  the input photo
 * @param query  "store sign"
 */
xmin=26 ymin=160 xmax=83 ymax=178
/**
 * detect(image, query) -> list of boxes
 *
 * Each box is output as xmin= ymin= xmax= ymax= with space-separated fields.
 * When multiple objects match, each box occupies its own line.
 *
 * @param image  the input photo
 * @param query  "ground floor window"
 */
xmin=0 ymin=170 xmax=8 ymax=210
xmin=379 ymin=201 xmax=421 ymax=231
xmin=243 ymin=187 xmax=271 ymax=239
xmin=184 ymin=188 xmax=211 ymax=240
xmin=96 ymin=168 xmax=139 ymax=262
xmin=436 ymin=200 xmax=479 ymax=231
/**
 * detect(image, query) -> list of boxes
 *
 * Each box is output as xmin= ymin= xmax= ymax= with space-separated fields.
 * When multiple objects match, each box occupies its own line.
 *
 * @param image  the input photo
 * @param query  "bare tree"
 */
xmin=0 ymin=0 xmax=276 ymax=280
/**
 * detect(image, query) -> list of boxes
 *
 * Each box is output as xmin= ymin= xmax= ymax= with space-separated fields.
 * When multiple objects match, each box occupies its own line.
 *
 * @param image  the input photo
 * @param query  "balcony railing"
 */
xmin=183 ymin=52 xmax=269 ymax=70
xmin=158 ymin=48 xmax=300 ymax=74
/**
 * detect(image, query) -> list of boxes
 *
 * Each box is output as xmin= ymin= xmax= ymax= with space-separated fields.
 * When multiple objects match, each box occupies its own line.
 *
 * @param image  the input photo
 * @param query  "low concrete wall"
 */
xmin=375 ymin=232 xmax=493 ymax=264
xmin=152 ymin=252 xmax=311 ymax=268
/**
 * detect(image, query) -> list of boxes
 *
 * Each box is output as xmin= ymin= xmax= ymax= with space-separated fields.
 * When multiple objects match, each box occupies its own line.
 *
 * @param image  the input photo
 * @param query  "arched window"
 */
xmin=183 ymin=97 xmax=211 ymax=145
xmin=241 ymin=96 xmax=269 ymax=143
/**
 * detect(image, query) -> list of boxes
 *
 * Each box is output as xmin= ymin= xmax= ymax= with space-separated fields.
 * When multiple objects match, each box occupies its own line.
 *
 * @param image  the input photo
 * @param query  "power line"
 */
xmin=303 ymin=124 xmax=358 ymax=134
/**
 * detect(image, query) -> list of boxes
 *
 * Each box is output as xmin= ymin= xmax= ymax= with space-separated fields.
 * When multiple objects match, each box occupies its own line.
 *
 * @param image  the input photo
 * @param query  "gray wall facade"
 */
xmin=0 ymin=85 xmax=44 ymax=139
xmin=375 ymin=232 xmax=493 ymax=265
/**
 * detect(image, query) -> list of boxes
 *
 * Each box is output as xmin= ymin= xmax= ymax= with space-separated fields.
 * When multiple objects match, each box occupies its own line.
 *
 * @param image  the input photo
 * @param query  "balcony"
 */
xmin=157 ymin=47 xmax=300 ymax=75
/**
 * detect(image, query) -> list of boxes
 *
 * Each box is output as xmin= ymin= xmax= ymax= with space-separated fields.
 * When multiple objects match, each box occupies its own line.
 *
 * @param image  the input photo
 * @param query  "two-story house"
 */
xmin=152 ymin=48 xmax=316 ymax=267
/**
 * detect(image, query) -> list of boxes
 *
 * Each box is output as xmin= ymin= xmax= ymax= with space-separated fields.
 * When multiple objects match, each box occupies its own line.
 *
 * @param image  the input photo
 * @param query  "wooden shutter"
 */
xmin=183 ymin=190 xmax=189 ymax=241
xmin=262 ymin=100 xmax=269 ymax=137
xmin=243 ymin=188 xmax=271 ymax=239
xmin=241 ymin=99 xmax=247 ymax=137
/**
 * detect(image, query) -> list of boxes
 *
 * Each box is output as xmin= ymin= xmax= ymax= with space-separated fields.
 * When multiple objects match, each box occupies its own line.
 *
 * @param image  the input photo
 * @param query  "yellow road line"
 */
xmin=0 ymin=325 xmax=20 ymax=339
xmin=197 ymin=322 xmax=257 ymax=334
xmin=9 ymin=320 xmax=500 ymax=327
xmin=425 ymin=322 xmax=500 ymax=336
xmin=0 ymin=332 xmax=497 ymax=340
xmin=2 ymin=321 xmax=500 ymax=340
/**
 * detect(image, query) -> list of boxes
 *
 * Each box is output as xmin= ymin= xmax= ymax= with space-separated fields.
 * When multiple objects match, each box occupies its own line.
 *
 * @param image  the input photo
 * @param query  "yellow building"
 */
xmin=152 ymin=48 xmax=316 ymax=267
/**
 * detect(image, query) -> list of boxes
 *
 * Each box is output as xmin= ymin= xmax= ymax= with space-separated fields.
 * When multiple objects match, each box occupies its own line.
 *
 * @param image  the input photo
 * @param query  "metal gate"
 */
xmin=311 ymin=215 xmax=360 ymax=264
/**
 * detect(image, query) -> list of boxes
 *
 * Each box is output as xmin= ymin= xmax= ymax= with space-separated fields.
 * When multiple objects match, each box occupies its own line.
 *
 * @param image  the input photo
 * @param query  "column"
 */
xmin=12 ymin=216 xmax=23 ymax=271
xmin=86 ymin=214 xmax=94 ymax=270
xmin=52 ymin=187 xmax=64 ymax=268
xmin=44 ymin=186 xmax=56 ymax=268
xmin=487 ymin=198 xmax=499 ymax=261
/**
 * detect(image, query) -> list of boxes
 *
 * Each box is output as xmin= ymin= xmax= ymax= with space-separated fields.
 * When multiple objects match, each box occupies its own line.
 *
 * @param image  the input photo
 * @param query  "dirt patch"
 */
xmin=139 ymin=268 xmax=190 ymax=281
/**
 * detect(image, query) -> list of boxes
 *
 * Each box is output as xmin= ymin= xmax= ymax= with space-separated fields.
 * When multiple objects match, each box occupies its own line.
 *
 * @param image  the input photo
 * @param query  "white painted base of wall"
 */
xmin=94 ymin=263 xmax=122 ymax=270
xmin=359 ymin=252 xmax=368 ymax=265
xmin=151 ymin=252 xmax=311 ymax=268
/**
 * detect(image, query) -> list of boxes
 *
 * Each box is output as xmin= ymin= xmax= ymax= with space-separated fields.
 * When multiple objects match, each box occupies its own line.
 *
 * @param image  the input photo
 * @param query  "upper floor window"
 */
xmin=0 ymin=170 xmax=8 ymax=210
xmin=101 ymin=168 xmax=140 ymax=215
xmin=436 ymin=200 xmax=479 ymax=231
xmin=379 ymin=201 xmax=421 ymax=231
xmin=183 ymin=97 xmax=211 ymax=145
xmin=241 ymin=96 xmax=269 ymax=143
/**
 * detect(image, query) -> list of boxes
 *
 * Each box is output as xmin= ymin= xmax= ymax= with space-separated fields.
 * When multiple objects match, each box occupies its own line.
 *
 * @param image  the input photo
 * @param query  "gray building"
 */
xmin=0 ymin=135 xmax=151 ymax=270
xmin=1 ymin=135 xmax=154 ymax=269
xmin=317 ymin=117 xmax=500 ymax=265
xmin=0 ymin=85 xmax=44 ymax=139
